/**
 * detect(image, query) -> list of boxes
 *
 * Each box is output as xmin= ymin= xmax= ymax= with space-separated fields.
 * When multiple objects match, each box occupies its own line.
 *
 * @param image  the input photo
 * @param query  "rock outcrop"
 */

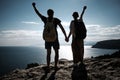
xmin=92 ymin=39 xmax=120 ymax=49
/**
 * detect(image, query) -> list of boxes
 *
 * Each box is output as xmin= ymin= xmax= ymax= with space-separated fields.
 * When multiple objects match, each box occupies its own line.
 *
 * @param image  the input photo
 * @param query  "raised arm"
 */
xmin=32 ymin=2 xmax=42 ymax=18
xmin=79 ymin=6 xmax=87 ymax=20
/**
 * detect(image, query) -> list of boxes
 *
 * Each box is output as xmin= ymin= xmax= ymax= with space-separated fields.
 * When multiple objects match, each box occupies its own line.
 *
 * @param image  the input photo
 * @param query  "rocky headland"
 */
xmin=92 ymin=39 xmax=120 ymax=49
xmin=0 ymin=50 xmax=120 ymax=80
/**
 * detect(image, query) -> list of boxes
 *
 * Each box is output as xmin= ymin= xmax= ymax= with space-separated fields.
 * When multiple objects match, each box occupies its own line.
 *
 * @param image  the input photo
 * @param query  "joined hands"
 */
xmin=65 ymin=37 xmax=69 ymax=42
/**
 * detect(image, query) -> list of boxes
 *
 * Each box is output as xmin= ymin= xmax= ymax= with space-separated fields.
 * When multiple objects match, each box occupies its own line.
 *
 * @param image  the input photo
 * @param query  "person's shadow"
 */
xmin=40 ymin=66 xmax=60 ymax=80
xmin=47 ymin=70 xmax=57 ymax=80
xmin=71 ymin=62 xmax=88 ymax=80
xmin=40 ymin=67 xmax=49 ymax=80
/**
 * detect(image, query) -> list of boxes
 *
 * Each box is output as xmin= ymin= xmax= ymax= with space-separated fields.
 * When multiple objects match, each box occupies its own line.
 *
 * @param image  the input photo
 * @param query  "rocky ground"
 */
xmin=0 ymin=50 xmax=120 ymax=80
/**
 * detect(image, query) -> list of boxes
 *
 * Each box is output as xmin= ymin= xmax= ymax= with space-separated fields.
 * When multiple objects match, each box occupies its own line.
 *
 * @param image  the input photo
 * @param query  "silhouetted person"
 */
xmin=32 ymin=2 xmax=67 ymax=70
xmin=67 ymin=6 xmax=87 ymax=64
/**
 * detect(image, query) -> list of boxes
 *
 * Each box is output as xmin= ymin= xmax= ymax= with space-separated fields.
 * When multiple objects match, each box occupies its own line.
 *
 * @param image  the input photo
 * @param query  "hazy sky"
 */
xmin=0 ymin=0 xmax=120 ymax=46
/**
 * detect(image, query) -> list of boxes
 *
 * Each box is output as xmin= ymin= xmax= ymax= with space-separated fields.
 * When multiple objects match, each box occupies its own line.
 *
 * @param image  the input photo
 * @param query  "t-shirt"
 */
xmin=40 ymin=15 xmax=61 ymax=39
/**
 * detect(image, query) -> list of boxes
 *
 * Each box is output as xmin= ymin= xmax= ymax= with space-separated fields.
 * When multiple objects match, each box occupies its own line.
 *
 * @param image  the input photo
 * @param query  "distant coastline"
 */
xmin=92 ymin=39 xmax=120 ymax=49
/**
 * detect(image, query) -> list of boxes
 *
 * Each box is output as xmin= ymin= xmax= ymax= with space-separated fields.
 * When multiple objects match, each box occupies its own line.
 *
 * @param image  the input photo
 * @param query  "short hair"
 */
xmin=47 ymin=9 xmax=54 ymax=15
xmin=72 ymin=12 xmax=79 ymax=18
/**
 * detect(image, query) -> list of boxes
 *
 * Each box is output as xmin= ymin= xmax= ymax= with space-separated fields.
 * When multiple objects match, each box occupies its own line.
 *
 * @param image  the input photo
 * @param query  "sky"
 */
xmin=0 ymin=0 xmax=120 ymax=46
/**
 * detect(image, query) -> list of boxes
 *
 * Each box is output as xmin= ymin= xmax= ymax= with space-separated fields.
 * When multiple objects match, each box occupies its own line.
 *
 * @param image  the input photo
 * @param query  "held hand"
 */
xmin=32 ymin=2 xmax=36 ymax=6
xmin=65 ymin=37 xmax=69 ymax=42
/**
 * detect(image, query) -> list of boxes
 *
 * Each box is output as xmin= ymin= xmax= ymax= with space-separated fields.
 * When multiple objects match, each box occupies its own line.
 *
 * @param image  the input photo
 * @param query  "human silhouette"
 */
xmin=67 ymin=6 xmax=87 ymax=64
xmin=32 ymin=2 xmax=67 ymax=71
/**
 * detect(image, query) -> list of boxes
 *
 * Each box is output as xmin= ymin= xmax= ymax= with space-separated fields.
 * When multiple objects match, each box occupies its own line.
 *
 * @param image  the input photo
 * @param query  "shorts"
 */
xmin=45 ymin=39 xmax=60 ymax=49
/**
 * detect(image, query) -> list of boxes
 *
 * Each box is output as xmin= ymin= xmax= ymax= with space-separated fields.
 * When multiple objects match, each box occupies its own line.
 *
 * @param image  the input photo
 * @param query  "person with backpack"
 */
xmin=32 ymin=2 xmax=67 ymax=71
xmin=67 ymin=6 xmax=87 ymax=65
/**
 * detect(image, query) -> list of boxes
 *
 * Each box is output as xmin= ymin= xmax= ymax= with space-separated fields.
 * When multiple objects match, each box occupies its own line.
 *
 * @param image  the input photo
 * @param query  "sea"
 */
xmin=0 ymin=45 xmax=118 ymax=76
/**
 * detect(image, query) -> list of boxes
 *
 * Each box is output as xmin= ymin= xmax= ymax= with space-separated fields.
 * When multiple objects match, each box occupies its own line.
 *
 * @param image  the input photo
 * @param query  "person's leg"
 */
xmin=72 ymin=40 xmax=78 ymax=64
xmin=45 ymin=42 xmax=52 ymax=68
xmin=72 ymin=48 xmax=78 ymax=64
xmin=54 ymin=49 xmax=59 ymax=68
xmin=53 ymin=39 xmax=59 ymax=68
xmin=78 ymin=40 xmax=84 ymax=62
xmin=47 ymin=49 xmax=51 ymax=68
xmin=81 ymin=46 xmax=84 ymax=62
xmin=72 ymin=41 xmax=75 ymax=64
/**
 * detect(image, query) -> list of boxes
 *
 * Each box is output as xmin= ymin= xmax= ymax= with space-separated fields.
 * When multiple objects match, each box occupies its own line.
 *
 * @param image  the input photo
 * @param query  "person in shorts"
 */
xmin=32 ymin=2 xmax=67 ymax=70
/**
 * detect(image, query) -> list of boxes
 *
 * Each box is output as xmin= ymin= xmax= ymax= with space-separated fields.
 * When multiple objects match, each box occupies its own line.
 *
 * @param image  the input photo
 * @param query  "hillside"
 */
xmin=92 ymin=39 xmax=120 ymax=49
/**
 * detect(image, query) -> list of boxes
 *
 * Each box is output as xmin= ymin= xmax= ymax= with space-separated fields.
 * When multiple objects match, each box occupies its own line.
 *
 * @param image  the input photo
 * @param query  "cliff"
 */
xmin=92 ymin=39 xmax=120 ymax=49
xmin=0 ymin=50 xmax=120 ymax=80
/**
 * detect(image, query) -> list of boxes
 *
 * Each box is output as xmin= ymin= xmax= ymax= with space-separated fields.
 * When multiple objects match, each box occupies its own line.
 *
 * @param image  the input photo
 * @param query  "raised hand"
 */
xmin=32 ymin=2 xmax=36 ymax=7
xmin=83 ymin=6 xmax=87 ymax=10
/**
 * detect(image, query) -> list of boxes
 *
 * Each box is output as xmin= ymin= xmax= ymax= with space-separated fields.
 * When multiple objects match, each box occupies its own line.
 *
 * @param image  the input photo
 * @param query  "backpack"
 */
xmin=43 ymin=18 xmax=56 ymax=42
xmin=74 ymin=20 xmax=87 ymax=39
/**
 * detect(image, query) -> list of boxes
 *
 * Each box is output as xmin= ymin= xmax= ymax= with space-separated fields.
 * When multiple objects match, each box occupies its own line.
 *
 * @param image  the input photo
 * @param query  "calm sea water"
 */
xmin=0 ymin=46 xmax=118 ymax=76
